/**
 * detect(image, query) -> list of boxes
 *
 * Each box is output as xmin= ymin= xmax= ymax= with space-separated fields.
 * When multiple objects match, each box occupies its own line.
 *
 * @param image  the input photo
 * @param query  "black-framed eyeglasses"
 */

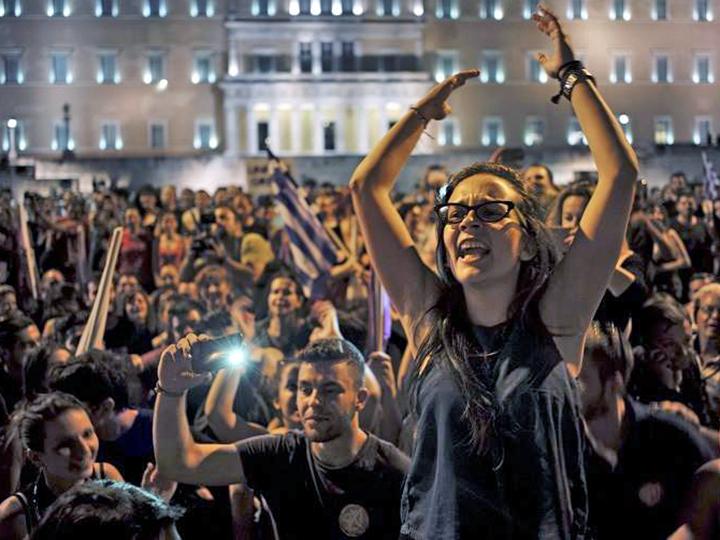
xmin=434 ymin=200 xmax=515 ymax=225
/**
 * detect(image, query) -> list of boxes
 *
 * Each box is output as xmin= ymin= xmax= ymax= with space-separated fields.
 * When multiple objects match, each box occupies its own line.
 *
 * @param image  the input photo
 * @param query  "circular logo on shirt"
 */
xmin=338 ymin=503 xmax=370 ymax=537
xmin=638 ymin=482 xmax=664 ymax=507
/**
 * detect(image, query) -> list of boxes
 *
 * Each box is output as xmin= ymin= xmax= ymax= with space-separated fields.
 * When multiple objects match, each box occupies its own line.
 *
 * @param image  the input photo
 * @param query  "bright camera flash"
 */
xmin=227 ymin=347 xmax=248 ymax=367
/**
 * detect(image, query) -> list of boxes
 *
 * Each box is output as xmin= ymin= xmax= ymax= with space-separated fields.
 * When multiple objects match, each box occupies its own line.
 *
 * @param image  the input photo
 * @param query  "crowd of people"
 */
xmin=1 ymin=5 xmax=720 ymax=539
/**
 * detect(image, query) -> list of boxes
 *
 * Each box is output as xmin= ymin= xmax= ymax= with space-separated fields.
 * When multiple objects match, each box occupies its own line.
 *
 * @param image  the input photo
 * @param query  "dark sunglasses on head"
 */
xmin=434 ymin=200 xmax=515 ymax=225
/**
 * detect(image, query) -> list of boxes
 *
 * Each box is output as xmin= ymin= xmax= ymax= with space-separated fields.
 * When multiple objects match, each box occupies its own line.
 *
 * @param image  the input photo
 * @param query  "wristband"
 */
xmin=409 ymin=106 xmax=431 ymax=126
xmin=551 ymin=65 xmax=595 ymax=104
xmin=556 ymin=60 xmax=583 ymax=81
xmin=155 ymin=382 xmax=186 ymax=398
xmin=408 ymin=106 xmax=436 ymax=140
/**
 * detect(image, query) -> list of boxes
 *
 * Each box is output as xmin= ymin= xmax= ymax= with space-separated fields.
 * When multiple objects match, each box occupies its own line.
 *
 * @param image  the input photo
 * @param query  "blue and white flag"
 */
xmin=702 ymin=151 xmax=719 ymax=201
xmin=270 ymin=169 xmax=339 ymax=298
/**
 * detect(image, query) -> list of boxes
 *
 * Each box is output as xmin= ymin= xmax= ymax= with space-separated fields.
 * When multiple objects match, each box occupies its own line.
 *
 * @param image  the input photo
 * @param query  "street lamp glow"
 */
xmin=619 ymin=114 xmax=629 ymax=125
xmin=7 ymin=118 xmax=17 ymax=129
xmin=156 ymin=78 xmax=168 ymax=91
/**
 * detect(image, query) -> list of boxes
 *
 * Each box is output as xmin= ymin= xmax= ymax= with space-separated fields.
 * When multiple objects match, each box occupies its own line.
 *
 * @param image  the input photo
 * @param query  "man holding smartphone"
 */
xmin=154 ymin=335 xmax=409 ymax=539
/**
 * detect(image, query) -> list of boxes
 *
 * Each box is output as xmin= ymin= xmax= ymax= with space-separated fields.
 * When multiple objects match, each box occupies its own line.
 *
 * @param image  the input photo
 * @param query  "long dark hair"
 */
xmin=545 ymin=182 xmax=594 ymax=227
xmin=413 ymin=162 xmax=560 ymax=454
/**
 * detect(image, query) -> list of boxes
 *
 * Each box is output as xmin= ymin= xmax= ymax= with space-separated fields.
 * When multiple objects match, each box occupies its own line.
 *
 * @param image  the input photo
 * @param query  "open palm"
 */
xmin=414 ymin=69 xmax=480 ymax=121
xmin=532 ymin=3 xmax=576 ymax=79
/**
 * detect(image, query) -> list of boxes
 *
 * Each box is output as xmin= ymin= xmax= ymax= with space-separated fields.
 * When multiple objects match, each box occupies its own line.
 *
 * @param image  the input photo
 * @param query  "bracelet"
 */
xmin=154 ymin=382 xmax=186 ymax=398
xmin=551 ymin=65 xmax=596 ymax=104
xmin=556 ymin=60 xmax=583 ymax=81
xmin=409 ymin=106 xmax=430 ymax=126
xmin=408 ymin=107 xmax=436 ymax=140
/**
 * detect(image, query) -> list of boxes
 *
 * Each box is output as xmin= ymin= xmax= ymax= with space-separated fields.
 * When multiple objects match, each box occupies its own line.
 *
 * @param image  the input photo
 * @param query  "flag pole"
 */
xmin=76 ymin=226 xmax=123 ymax=354
xmin=372 ymin=270 xmax=385 ymax=353
xmin=18 ymin=204 xmax=40 ymax=300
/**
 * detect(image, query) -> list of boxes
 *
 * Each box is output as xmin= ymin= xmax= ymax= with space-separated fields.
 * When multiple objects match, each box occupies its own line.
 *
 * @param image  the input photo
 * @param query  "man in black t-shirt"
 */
xmin=670 ymin=192 xmax=713 ymax=302
xmin=579 ymin=324 xmax=714 ymax=540
xmin=154 ymin=336 xmax=409 ymax=540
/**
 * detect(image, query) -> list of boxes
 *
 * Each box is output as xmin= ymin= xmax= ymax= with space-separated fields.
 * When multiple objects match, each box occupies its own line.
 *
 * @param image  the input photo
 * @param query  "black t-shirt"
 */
xmin=586 ymin=399 xmax=714 ymax=540
xmin=97 ymin=408 xmax=154 ymax=486
xmin=594 ymin=253 xmax=649 ymax=331
xmin=235 ymin=431 xmax=409 ymax=540
xmin=670 ymin=218 xmax=713 ymax=300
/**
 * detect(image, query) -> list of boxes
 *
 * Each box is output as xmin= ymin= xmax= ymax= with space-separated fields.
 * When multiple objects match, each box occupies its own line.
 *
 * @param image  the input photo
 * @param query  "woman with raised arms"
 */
xmin=350 ymin=4 xmax=638 ymax=539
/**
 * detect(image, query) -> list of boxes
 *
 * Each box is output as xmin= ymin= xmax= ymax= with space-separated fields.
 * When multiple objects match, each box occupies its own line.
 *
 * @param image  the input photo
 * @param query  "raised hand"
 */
xmin=367 ymin=351 xmax=398 ymax=399
xmin=157 ymin=332 xmax=212 ymax=394
xmin=413 ymin=69 xmax=480 ymax=121
xmin=532 ymin=3 xmax=576 ymax=79
xmin=309 ymin=300 xmax=343 ymax=342
xmin=141 ymin=462 xmax=178 ymax=502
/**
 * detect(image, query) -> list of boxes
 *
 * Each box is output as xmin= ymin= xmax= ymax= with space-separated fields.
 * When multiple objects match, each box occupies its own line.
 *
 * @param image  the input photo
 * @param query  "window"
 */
xmin=436 ymin=0 xmax=458 ymax=19
xmin=95 ymin=0 xmax=117 ymax=16
xmin=320 ymin=42 xmax=333 ymax=72
xmin=251 ymin=0 xmax=269 ymax=15
xmin=192 ymin=0 xmax=214 ymax=16
xmin=652 ymin=0 xmax=667 ymax=20
xmin=482 ymin=117 xmax=505 ymax=146
xmin=523 ymin=0 xmax=539 ymax=19
xmin=610 ymin=53 xmax=631 ymax=83
xmin=144 ymin=52 xmax=165 ymax=84
xmin=693 ymin=53 xmax=713 ymax=84
xmin=149 ymin=122 xmax=166 ymax=149
xmin=439 ymin=118 xmax=459 ymax=146
xmin=654 ymin=116 xmax=674 ymax=145
xmin=481 ymin=51 xmax=504 ymax=83
xmin=610 ymin=0 xmax=630 ymax=20
xmin=319 ymin=0 xmax=332 ymax=14
xmin=2 ymin=120 xmax=27 ymax=152
xmin=291 ymin=0 xmax=311 ymax=14
xmin=435 ymin=51 xmax=458 ymax=82
xmin=50 ymin=51 xmax=71 ymax=84
xmin=340 ymin=42 xmax=356 ymax=72
xmin=524 ymin=117 xmax=544 ymax=146
xmin=567 ymin=117 xmax=587 ymax=146
xmin=528 ymin=53 xmax=548 ymax=83
xmin=100 ymin=122 xmax=122 ymax=150
xmin=254 ymin=54 xmax=272 ymax=73
xmin=299 ymin=42 xmax=313 ymax=73
xmin=323 ymin=121 xmax=336 ymax=151
xmin=192 ymin=52 xmax=215 ymax=84
xmin=1 ymin=53 xmax=22 ymax=85
xmin=195 ymin=120 xmax=217 ymax=149
xmin=694 ymin=0 xmax=712 ymax=21
xmin=97 ymin=52 xmax=119 ymax=84
xmin=618 ymin=113 xmax=632 ymax=144
xmin=52 ymin=121 xmax=72 ymax=151
xmin=479 ymin=0 xmax=502 ymax=19
xmin=652 ymin=53 xmax=671 ymax=83
xmin=256 ymin=121 xmax=268 ymax=151
xmin=143 ymin=0 xmax=166 ymax=17
xmin=568 ymin=0 xmax=586 ymax=20
xmin=1 ymin=0 xmax=22 ymax=17
xmin=47 ymin=0 xmax=69 ymax=16
xmin=694 ymin=116 xmax=713 ymax=145
xmin=377 ymin=0 xmax=398 ymax=16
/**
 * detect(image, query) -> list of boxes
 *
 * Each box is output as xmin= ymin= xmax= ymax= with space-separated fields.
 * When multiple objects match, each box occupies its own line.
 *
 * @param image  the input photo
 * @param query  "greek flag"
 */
xmin=270 ymin=169 xmax=339 ymax=298
xmin=702 ymin=151 xmax=719 ymax=201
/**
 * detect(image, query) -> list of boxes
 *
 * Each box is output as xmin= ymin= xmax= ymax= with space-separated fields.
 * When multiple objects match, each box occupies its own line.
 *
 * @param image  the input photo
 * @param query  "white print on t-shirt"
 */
xmin=338 ymin=504 xmax=370 ymax=537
